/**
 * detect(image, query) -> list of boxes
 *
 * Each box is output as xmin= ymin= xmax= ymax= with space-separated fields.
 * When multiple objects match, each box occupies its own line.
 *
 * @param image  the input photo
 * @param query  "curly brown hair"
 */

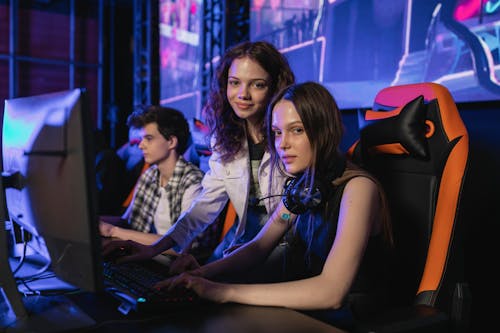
xmin=203 ymin=41 xmax=295 ymax=163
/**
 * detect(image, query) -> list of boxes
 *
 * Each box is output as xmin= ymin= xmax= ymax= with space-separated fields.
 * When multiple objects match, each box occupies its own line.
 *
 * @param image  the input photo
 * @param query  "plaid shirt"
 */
xmin=128 ymin=156 xmax=204 ymax=233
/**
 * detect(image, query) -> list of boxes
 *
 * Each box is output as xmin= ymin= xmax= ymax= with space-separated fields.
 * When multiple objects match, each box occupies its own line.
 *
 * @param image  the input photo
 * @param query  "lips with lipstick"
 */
xmin=235 ymin=102 xmax=253 ymax=110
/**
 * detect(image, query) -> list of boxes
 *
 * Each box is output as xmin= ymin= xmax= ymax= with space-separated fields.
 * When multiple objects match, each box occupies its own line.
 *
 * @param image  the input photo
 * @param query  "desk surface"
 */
xmin=2 ymin=253 xmax=347 ymax=333
xmin=1 ymin=291 xmax=347 ymax=333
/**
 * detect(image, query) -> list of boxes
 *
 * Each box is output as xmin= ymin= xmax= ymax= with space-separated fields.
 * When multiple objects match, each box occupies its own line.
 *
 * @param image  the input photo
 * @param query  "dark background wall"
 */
xmin=0 ymin=0 xmax=134 ymax=149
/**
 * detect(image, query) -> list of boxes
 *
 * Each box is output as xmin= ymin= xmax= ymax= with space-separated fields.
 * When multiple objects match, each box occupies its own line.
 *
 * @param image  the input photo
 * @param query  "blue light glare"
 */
xmin=2 ymin=89 xmax=80 ymax=240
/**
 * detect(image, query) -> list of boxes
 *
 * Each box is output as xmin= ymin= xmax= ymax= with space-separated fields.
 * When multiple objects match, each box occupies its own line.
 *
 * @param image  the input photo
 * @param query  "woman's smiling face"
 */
xmin=226 ymin=56 xmax=271 ymax=124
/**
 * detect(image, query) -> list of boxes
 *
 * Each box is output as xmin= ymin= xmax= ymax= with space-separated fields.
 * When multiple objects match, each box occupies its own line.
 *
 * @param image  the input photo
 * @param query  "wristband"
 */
xmin=280 ymin=213 xmax=291 ymax=221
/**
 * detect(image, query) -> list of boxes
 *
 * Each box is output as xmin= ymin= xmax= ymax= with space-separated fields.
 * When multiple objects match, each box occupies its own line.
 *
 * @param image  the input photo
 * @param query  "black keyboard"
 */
xmin=103 ymin=260 xmax=200 ymax=314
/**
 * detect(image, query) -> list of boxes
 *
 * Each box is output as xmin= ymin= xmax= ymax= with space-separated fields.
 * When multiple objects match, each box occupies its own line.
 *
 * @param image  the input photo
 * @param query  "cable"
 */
xmin=22 ymin=259 xmax=52 ymax=279
xmin=248 ymin=194 xmax=285 ymax=206
xmin=11 ymin=239 xmax=28 ymax=276
xmin=16 ymin=272 xmax=81 ymax=297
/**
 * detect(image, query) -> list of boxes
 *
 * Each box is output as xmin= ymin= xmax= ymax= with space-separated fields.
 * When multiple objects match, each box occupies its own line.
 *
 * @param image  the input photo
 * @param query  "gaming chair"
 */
xmin=347 ymin=83 xmax=471 ymax=333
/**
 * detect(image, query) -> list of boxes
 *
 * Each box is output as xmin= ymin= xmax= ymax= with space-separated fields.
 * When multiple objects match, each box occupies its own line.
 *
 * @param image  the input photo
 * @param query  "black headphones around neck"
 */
xmin=282 ymin=176 xmax=322 ymax=214
xmin=282 ymin=153 xmax=346 ymax=215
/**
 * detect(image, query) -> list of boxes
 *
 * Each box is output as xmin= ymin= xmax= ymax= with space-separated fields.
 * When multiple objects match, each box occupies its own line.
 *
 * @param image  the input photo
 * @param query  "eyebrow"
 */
xmin=228 ymin=76 xmax=268 ymax=82
xmin=272 ymin=120 xmax=302 ymax=127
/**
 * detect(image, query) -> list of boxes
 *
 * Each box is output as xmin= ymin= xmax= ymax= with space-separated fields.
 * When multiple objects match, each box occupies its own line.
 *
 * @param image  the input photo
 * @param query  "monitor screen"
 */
xmin=159 ymin=0 xmax=203 ymax=120
xmin=2 ymin=88 xmax=102 ymax=293
xmin=250 ymin=0 xmax=500 ymax=109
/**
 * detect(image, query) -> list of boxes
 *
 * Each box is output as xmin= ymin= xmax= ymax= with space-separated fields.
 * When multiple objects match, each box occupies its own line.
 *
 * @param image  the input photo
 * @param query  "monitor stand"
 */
xmin=1 ymin=221 xmax=96 ymax=332
xmin=0 ymin=218 xmax=28 ymax=321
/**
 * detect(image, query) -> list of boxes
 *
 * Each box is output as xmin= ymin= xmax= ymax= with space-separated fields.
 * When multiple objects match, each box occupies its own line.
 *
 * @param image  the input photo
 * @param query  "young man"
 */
xmin=99 ymin=105 xmax=204 ymax=250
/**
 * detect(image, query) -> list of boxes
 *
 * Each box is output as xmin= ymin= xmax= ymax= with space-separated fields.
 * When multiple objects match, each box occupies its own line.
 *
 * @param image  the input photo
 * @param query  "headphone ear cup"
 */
xmin=282 ymin=177 xmax=322 ymax=215
xmin=283 ymin=178 xmax=306 ymax=215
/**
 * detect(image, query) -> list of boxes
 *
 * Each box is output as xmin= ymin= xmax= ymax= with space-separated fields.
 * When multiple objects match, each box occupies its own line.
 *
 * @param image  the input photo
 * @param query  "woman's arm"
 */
xmin=185 ymin=177 xmax=380 ymax=310
xmin=158 ymin=202 xmax=294 ymax=287
xmin=100 ymin=182 xmax=202 ymax=250
xmin=165 ymin=150 xmax=230 ymax=250
xmin=181 ymin=182 xmax=203 ymax=212
xmin=102 ymin=152 xmax=228 ymax=262
xmin=200 ymin=203 xmax=294 ymax=279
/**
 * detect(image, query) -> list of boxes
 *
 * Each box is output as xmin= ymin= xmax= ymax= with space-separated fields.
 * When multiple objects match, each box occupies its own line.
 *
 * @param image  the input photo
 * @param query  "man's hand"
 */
xmin=99 ymin=221 xmax=117 ymax=238
xmin=101 ymin=239 xmax=158 ymax=263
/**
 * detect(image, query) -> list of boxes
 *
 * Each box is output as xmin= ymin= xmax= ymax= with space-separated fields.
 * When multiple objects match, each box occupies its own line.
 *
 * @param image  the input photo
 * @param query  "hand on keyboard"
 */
xmin=99 ymin=221 xmax=117 ymax=238
xmin=155 ymin=272 xmax=228 ymax=304
xmin=168 ymin=253 xmax=201 ymax=275
xmin=154 ymin=269 xmax=231 ymax=303
xmin=154 ymin=270 xmax=200 ymax=291
xmin=103 ymin=261 xmax=201 ymax=312
xmin=152 ymin=285 xmax=199 ymax=304
xmin=102 ymin=239 xmax=158 ymax=263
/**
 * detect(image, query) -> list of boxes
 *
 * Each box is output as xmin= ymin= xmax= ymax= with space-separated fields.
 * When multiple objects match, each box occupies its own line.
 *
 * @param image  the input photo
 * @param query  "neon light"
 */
xmin=454 ymin=0 xmax=481 ymax=21
xmin=485 ymin=0 xmax=500 ymax=14
xmin=159 ymin=23 xmax=199 ymax=46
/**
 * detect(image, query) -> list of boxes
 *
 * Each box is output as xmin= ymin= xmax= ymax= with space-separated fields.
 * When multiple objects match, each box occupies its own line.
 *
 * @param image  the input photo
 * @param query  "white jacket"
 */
xmin=166 ymin=139 xmax=287 ymax=250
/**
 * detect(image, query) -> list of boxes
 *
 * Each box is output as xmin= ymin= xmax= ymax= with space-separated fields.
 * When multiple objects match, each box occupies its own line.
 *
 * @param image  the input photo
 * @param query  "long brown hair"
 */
xmin=267 ymin=82 xmax=344 ymax=182
xmin=267 ymin=82 xmax=393 ymax=253
xmin=204 ymin=41 xmax=295 ymax=162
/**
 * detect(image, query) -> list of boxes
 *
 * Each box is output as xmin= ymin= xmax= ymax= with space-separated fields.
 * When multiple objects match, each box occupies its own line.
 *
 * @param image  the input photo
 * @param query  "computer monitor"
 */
xmin=0 ymin=89 xmax=103 ymax=325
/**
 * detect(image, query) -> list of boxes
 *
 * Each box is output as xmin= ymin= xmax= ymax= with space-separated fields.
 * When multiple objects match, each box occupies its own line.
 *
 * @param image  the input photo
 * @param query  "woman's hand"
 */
xmin=168 ymin=253 xmax=201 ymax=275
xmin=155 ymin=272 xmax=231 ymax=304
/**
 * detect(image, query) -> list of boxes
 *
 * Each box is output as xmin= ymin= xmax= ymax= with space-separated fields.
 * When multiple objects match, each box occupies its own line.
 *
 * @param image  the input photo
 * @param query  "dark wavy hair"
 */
xmin=203 ymin=40 xmax=295 ymax=162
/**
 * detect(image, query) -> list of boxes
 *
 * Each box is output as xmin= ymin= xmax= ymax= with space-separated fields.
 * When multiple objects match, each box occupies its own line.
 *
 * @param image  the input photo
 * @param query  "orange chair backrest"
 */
xmin=349 ymin=82 xmax=469 ymax=310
